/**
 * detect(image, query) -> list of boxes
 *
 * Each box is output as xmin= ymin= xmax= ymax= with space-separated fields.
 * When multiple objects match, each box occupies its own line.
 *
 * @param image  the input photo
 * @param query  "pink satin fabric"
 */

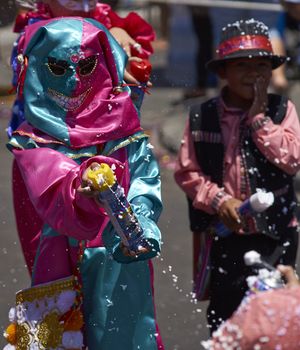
xmin=13 ymin=147 xmax=128 ymax=239
xmin=13 ymin=147 xmax=129 ymax=278
xmin=12 ymin=160 xmax=42 ymax=274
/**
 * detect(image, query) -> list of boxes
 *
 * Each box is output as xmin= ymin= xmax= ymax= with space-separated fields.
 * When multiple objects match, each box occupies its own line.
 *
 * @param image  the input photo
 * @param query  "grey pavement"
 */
xmin=0 ymin=23 xmax=17 ymax=93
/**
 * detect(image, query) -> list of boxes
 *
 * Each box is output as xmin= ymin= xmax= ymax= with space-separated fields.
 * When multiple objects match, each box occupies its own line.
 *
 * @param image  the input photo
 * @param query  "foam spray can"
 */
xmin=87 ymin=163 xmax=147 ymax=253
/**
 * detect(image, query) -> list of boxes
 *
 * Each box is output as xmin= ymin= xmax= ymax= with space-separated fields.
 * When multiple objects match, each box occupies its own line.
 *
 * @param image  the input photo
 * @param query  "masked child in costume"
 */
xmin=9 ymin=0 xmax=154 ymax=273
xmin=8 ymin=0 xmax=154 ymax=136
xmin=4 ymin=17 xmax=163 ymax=350
xmin=174 ymin=19 xmax=300 ymax=333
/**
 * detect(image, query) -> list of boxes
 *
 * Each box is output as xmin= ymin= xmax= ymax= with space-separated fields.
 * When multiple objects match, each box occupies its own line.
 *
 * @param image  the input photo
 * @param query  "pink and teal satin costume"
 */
xmin=8 ymin=18 xmax=164 ymax=350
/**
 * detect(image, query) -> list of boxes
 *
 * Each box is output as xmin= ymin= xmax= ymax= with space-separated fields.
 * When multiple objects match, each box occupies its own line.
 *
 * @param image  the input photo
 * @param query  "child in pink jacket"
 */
xmin=175 ymin=18 xmax=300 ymax=333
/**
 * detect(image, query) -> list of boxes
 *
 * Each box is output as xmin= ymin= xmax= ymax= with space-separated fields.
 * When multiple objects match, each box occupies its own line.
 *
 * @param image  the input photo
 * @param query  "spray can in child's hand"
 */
xmin=215 ymin=191 xmax=275 ymax=237
xmin=87 ymin=163 xmax=148 ymax=254
xmin=244 ymin=250 xmax=285 ymax=293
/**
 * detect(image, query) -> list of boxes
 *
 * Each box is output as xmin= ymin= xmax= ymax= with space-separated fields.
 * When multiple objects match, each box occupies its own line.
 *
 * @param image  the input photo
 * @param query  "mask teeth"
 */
xmin=48 ymin=88 xmax=91 ymax=111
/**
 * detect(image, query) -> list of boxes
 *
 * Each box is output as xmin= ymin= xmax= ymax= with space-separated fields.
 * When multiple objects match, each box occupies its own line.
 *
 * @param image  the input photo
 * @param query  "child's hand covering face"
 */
xmin=248 ymin=75 xmax=269 ymax=118
xmin=220 ymin=58 xmax=272 ymax=109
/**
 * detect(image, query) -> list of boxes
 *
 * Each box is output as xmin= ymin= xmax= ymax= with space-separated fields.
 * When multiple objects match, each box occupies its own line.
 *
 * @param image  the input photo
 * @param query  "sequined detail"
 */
xmin=37 ymin=311 xmax=63 ymax=348
xmin=16 ymin=277 xmax=74 ymax=304
xmin=16 ymin=323 xmax=31 ymax=350
xmin=78 ymin=56 xmax=98 ymax=76
xmin=70 ymin=54 xmax=80 ymax=63
xmin=6 ymin=276 xmax=85 ymax=350
xmin=192 ymin=130 xmax=222 ymax=143
xmin=48 ymin=87 xmax=91 ymax=111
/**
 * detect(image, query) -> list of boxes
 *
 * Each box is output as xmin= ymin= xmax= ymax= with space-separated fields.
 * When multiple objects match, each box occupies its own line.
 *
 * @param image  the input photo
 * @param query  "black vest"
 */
xmin=188 ymin=94 xmax=297 ymax=239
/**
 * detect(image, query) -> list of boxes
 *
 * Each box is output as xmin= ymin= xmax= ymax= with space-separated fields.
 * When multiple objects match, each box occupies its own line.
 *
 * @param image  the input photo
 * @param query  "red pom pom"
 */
xmin=129 ymin=59 xmax=152 ymax=83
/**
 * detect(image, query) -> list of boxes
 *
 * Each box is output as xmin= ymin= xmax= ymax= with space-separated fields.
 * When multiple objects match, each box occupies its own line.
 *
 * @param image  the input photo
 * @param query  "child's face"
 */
xmin=43 ymin=0 xmax=97 ymax=17
xmin=219 ymin=57 xmax=272 ymax=102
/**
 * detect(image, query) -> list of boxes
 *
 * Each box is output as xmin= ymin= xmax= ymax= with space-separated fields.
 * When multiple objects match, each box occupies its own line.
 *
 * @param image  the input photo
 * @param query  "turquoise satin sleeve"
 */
xmin=7 ymin=135 xmax=39 ymax=151
xmin=102 ymin=138 xmax=162 ymax=263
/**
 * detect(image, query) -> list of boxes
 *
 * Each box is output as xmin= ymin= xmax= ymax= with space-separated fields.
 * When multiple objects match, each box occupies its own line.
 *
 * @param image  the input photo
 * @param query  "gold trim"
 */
xmin=16 ymin=277 xmax=74 ymax=304
xmin=37 ymin=311 xmax=63 ymax=348
xmin=16 ymin=322 xmax=31 ymax=350
xmin=12 ymin=130 xmax=65 ymax=145
xmin=8 ymin=139 xmax=97 ymax=159
xmin=105 ymin=133 xmax=148 ymax=156
xmin=67 ymin=152 xmax=97 ymax=159
xmin=79 ymin=56 xmax=98 ymax=77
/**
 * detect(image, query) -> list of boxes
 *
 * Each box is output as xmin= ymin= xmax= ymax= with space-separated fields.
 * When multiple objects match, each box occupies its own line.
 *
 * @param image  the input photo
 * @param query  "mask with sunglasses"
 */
xmin=18 ymin=17 xmax=141 ymax=148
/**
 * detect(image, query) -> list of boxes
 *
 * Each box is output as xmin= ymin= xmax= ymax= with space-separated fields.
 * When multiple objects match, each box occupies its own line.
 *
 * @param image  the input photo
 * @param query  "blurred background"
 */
xmin=1 ymin=1 xmax=300 ymax=349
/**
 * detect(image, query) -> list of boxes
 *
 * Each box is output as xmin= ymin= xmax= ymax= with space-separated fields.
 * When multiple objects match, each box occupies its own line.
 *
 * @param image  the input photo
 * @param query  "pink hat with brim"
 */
xmin=206 ymin=19 xmax=286 ymax=72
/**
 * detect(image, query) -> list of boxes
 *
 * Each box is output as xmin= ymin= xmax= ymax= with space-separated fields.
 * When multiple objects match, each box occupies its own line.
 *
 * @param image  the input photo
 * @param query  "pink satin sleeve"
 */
xmin=250 ymin=101 xmax=300 ymax=175
xmin=13 ymin=148 xmax=124 ymax=240
xmin=174 ymin=120 xmax=226 ymax=214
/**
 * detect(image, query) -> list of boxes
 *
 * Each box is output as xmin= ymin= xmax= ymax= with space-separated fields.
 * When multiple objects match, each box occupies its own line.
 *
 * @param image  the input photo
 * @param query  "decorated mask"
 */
xmin=19 ymin=18 xmax=141 ymax=148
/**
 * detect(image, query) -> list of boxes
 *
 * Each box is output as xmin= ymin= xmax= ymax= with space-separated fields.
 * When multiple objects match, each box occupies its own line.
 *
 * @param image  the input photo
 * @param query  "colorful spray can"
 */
xmin=87 ymin=163 xmax=147 ymax=253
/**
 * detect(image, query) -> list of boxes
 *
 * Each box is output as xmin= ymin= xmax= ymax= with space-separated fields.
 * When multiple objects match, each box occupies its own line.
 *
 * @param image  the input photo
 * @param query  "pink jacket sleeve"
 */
xmin=93 ymin=3 xmax=155 ymax=58
xmin=174 ymin=120 xmax=231 ymax=215
xmin=249 ymin=100 xmax=300 ymax=175
xmin=13 ymin=148 xmax=123 ymax=240
xmin=203 ymin=287 xmax=300 ymax=349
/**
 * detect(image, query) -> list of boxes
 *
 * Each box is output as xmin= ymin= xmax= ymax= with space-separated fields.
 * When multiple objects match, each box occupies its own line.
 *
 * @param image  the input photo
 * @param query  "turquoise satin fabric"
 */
xmin=24 ymin=18 xmax=83 ymax=144
xmin=81 ymin=248 xmax=159 ymax=350
xmin=102 ymin=137 xmax=162 ymax=263
xmin=80 ymin=137 xmax=162 ymax=349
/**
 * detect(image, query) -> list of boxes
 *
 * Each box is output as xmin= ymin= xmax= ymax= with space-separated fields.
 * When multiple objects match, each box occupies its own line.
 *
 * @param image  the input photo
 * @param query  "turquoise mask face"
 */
xmin=44 ymin=48 xmax=99 ymax=111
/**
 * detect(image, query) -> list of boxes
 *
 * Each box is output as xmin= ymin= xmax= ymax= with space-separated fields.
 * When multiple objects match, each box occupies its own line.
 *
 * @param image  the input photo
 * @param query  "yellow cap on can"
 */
xmin=87 ymin=163 xmax=116 ymax=191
